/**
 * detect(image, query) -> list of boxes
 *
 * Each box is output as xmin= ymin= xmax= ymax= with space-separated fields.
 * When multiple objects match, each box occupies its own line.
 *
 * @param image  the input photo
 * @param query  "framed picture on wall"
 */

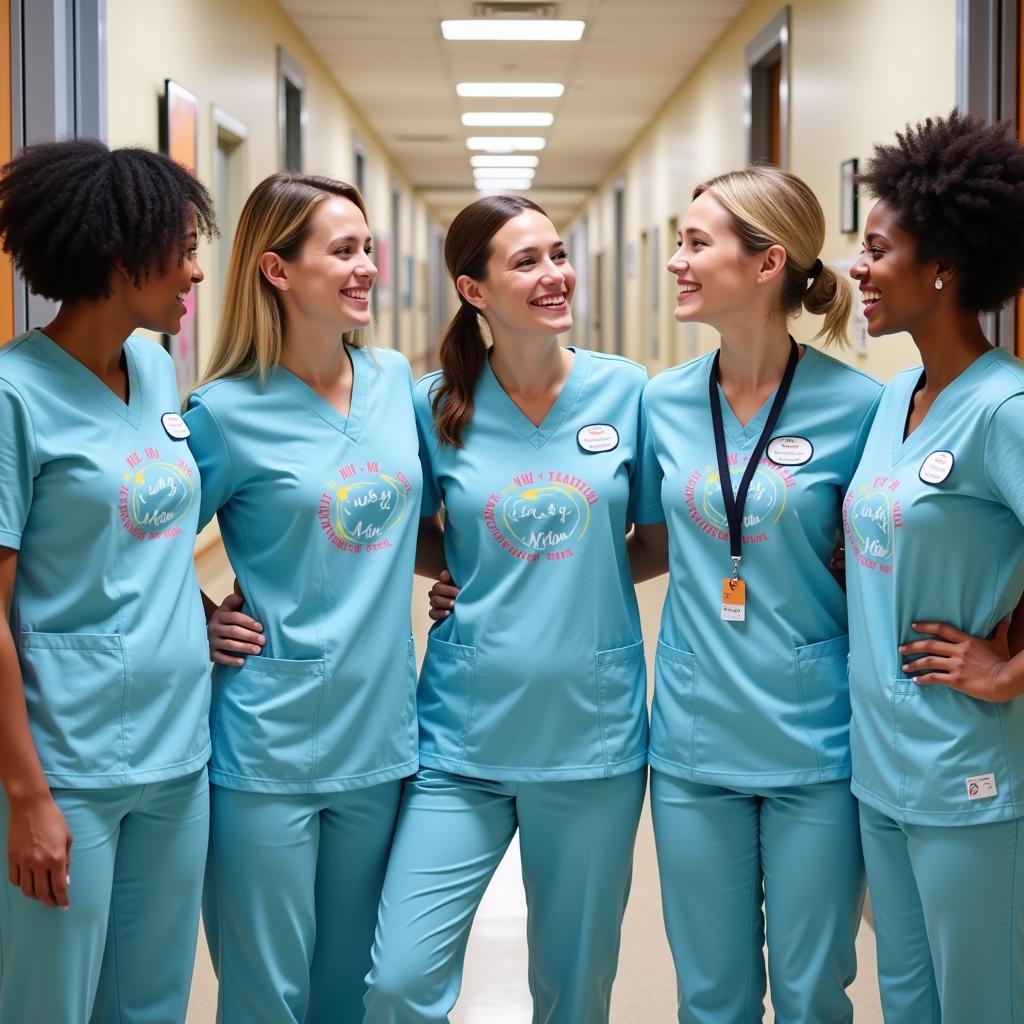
xmin=840 ymin=157 xmax=858 ymax=235
xmin=160 ymin=79 xmax=199 ymax=399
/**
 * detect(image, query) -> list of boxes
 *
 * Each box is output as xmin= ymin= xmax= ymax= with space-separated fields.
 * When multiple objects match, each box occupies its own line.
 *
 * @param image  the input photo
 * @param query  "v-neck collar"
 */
xmin=275 ymin=343 xmax=367 ymax=442
xmin=714 ymin=343 xmax=814 ymax=447
xmin=480 ymin=345 xmax=589 ymax=450
xmin=33 ymin=330 xmax=142 ymax=427
xmin=891 ymin=347 xmax=1000 ymax=463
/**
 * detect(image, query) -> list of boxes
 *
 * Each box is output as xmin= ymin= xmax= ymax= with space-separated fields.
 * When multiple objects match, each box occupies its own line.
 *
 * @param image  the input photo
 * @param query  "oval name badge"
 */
xmin=767 ymin=435 xmax=813 ymax=466
xmin=161 ymin=412 xmax=190 ymax=440
xmin=577 ymin=423 xmax=619 ymax=453
xmin=919 ymin=449 xmax=954 ymax=485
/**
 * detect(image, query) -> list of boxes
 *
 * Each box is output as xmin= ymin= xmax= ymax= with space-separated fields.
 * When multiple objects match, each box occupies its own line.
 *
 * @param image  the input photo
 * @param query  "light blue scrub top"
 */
xmin=0 ymin=331 xmax=210 ymax=788
xmin=414 ymin=347 xmax=648 ymax=782
xmin=845 ymin=347 xmax=1024 ymax=825
xmin=184 ymin=345 xmax=420 ymax=793
xmin=635 ymin=345 xmax=881 ymax=786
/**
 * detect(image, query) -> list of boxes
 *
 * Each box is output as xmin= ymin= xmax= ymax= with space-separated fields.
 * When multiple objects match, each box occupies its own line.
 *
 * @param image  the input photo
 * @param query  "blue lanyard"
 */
xmin=708 ymin=339 xmax=799 ymax=577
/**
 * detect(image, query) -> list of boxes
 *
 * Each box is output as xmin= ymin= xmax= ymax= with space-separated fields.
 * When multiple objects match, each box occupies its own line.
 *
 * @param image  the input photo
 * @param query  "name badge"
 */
xmin=919 ymin=450 xmax=954 ymax=485
xmin=721 ymin=578 xmax=746 ymax=622
xmin=577 ymin=424 xmax=619 ymax=453
xmin=767 ymin=435 xmax=813 ymax=466
xmin=161 ymin=412 xmax=190 ymax=440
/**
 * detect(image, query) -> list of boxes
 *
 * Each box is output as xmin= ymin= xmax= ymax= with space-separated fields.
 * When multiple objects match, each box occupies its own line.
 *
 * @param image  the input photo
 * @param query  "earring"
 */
xmin=934 ymin=277 xmax=944 ymax=290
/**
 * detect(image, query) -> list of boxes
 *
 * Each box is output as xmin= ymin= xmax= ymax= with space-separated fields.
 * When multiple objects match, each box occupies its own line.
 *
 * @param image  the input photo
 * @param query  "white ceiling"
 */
xmin=278 ymin=0 xmax=749 ymax=226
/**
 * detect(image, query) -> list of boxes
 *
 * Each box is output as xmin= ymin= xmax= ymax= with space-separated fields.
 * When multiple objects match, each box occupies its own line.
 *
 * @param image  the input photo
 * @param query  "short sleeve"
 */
xmin=0 ymin=381 xmax=39 ymax=550
xmin=183 ymin=393 xmax=237 ymax=531
xmin=630 ymin=386 xmax=666 ymax=525
xmin=845 ymin=390 xmax=883 ymax=485
xmin=984 ymin=394 xmax=1024 ymax=524
xmin=412 ymin=379 xmax=442 ymax=517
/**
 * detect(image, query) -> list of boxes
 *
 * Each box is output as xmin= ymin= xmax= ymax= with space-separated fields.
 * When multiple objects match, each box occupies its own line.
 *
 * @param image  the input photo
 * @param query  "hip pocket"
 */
xmin=418 ymin=635 xmax=478 ymax=762
xmin=651 ymin=639 xmax=697 ymax=765
xmin=794 ymin=635 xmax=851 ymax=767
xmin=212 ymin=655 xmax=326 ymax=783
xmin=19 ymin=631 xmax=127 ymax=777
xmin=594 ymin=640 xmax=648 ymax=763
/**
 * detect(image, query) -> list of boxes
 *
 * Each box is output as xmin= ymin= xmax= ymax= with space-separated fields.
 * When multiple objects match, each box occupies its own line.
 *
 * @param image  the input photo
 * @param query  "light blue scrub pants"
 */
xmin=0 ymin=768 xmax=208 ymax=1023
xmin=204 ymin=779 xmax=403 ymax=1024
xmin=362 ymin=766 xmax=647 ymax=1024
xmin=651 ymin=772 xmax=865 ymax=1023
xmin=860 ymin=802 xmax=1024 ymax=1023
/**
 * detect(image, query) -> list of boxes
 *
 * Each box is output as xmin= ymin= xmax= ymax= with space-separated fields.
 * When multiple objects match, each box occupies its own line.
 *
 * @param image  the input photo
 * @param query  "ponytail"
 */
xmin=803 ymin=264 xmax=852 ymax=348
xmin=432 ymin=303 xmax=489 ymax=447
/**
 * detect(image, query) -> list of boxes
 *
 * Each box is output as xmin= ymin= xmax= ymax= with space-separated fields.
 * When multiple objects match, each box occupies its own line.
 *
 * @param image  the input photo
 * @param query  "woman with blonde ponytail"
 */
xmin=629 ymin=166 xmax=880 ymax=1022
xmin=181 ymin=173 xmax=427 ymax=1023
xmin=364 ymin=195 xmax=649 ymax=1023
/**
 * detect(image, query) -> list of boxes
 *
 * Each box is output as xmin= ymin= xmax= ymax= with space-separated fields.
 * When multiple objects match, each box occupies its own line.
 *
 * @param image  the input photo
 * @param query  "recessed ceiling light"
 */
xmin=473 ymin=166 xmax=537 ymax=179
xmin=471 ymin=155 xmax=540 ymax=168
xmin=475 ymin=178 xmax=534 ymax=191
xmin=442 ymin=20 xmax=585 ymax=41
xmin=466 ymin=136 xmax=546 ymax=152
xmin=461 ymin=112 xmax=554 ymax=128
xmin=457 ymin=82 xmax=565 ymax=98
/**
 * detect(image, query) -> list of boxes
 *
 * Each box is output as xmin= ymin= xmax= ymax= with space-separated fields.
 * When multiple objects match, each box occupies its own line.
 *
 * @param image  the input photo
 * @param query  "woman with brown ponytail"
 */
xmin=629 ymin=167 xmax=881 ymax=1022
xmin=362 ymin=195 xmax=649 ymax=1023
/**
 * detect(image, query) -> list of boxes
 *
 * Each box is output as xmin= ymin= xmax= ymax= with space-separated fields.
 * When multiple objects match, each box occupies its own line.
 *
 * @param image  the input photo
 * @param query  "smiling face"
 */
xmin=128 ymin=208 xmax=204 ymax=334
xmin=463 ymin=209 xmax=575 ymax=338
xmin=276 ymin=195 xmax=377 ymax=332
xmin=666 ymin=191 xmax=771 ymax=331
xmin=850 ymin=200 xmax=944 ymax=337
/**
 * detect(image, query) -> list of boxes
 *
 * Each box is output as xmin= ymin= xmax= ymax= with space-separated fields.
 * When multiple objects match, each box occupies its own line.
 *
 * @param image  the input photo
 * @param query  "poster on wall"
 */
xmin=160 ymin=79 xmax=199 ymax=399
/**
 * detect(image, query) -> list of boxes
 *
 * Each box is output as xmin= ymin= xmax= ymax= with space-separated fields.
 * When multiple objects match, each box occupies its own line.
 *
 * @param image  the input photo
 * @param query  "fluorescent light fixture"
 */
xmin=466 ymin=136 xmax=546 ymax=152
xmin=475 ymin=178 xmax=534 ymax=191
xmin=457 ymin=82 xmax=565 ymax=98
xmin=461 ymin=112 xmax=554 ymax=128
xmin=442 ymin=20 xmax=585 ymax=41
xmin=471 ymin=155 xmax=540 ymax=168
xmin=473 ymin=166 xmax=536 ymax=179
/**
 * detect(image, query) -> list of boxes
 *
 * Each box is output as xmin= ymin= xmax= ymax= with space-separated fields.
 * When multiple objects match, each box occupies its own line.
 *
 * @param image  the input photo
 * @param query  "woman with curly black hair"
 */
xmin=0 ymin=138 xmax=217 ymax=1022
xmin=845 ymin=110 xmax=1024 ymax=1021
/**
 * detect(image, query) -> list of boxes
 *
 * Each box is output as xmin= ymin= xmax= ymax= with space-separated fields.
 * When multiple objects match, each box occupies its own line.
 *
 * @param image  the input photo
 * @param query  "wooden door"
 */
xmin=0 ymin=0 xmax=13 ymax=342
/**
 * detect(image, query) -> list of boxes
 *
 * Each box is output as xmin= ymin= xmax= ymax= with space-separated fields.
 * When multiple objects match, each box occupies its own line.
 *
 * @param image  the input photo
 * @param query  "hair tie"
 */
xmin=808 ymin=258 xmax=824 ymax=281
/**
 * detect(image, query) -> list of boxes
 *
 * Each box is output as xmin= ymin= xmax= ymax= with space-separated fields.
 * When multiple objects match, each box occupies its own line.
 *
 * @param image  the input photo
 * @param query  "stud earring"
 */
xmin=934 ymin=277 xmax=944 ymax=290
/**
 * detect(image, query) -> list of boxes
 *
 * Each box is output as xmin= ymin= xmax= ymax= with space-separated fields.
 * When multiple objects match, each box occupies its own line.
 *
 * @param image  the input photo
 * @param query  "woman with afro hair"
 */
xmin=0 ymin=138 xmax=216 ymax=1022
xmin=845 ymin=110 xmax=1024 ymax=1021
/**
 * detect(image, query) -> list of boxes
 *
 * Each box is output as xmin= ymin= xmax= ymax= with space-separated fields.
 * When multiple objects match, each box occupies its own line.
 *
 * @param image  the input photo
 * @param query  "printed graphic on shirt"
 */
xmin=684 ymin=455 xmax=795 ymax=544
xmin=484 ymin=470 xmax=598 ymax=562
xmin=119 ymin=447 xmax=196 ymax=540
xmin=844 ymin=476 xmax=903 ymax=573
xmin=320 ymin=461 xmax=413 ymax=553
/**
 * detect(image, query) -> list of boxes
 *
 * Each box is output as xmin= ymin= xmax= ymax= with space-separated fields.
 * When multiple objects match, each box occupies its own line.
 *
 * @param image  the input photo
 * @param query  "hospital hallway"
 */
xmin=190 ymin=548 xmax=884 ymax=1023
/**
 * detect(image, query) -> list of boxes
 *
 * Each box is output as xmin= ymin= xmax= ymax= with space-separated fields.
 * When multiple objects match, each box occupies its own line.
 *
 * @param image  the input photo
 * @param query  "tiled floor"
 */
xmin=190 ymin=557 xmax=884 ymax=1022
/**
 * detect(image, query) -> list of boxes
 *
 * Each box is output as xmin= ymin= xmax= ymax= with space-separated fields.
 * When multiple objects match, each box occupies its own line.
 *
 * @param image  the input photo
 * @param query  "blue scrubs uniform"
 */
xmin=363 ymin=348 xmax=648 ymax=1024
xmin=0 ymin=330 xmax=210 ymax=1023
xmin=845 ymin=346 xmax=1024 ymax=1022
xmin=184 ymin=344 xmax=420 ymax=1024
xmin=636 ymin=345 xmax=880 ymax=1023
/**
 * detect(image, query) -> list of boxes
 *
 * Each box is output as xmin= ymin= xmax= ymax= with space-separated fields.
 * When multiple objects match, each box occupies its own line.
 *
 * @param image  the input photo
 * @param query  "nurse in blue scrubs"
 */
xmin=0 ymin=139 xmax=216 ymax=1022
xmin=630 ymin=167 xmax=880 ymax=1022
xmin=184 ymin=174 xmax=422 ymax=1024
xmin=846 ymin=111 xmax=1024 ymax=1022
xmin=362 ymin=195 xmax=648 ymax=1024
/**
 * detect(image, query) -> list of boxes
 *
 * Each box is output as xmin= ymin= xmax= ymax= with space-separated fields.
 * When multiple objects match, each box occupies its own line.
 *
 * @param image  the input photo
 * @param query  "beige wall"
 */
xmin=567 ymin=0 xmax=958 ymax=383
xmin=106 ymin=0 xmax=441 ymax=372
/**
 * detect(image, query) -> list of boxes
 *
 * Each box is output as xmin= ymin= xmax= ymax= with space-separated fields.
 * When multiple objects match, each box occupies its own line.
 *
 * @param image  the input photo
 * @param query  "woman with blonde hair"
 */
xmin=184 ymin=172 xmax=426 ymax=1023
xmin=629 ymin=166 xmax=880 ymax=1021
